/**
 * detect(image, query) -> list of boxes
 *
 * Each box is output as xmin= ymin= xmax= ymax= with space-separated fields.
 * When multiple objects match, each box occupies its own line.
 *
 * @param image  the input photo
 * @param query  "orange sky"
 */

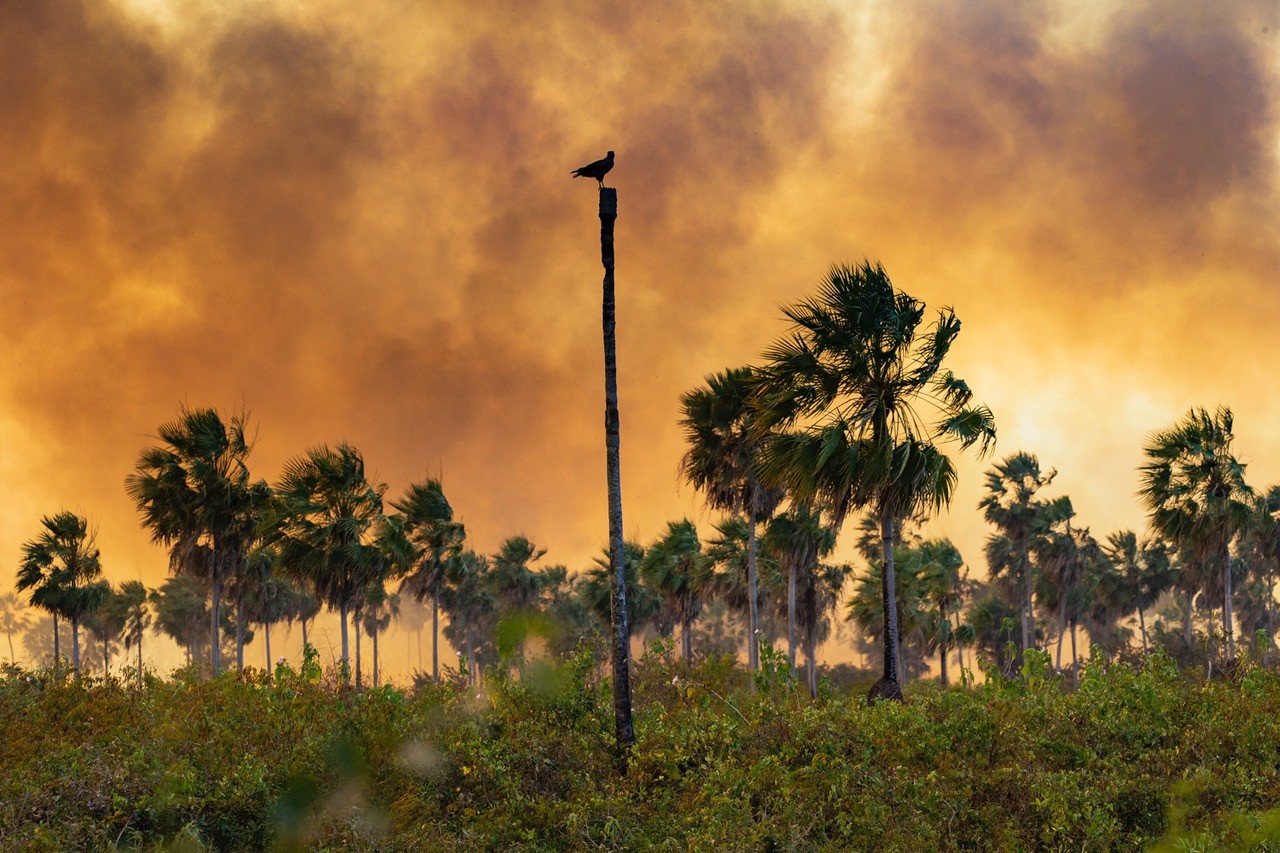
xmin=2 ymin=0 xmax=1278 ymax=675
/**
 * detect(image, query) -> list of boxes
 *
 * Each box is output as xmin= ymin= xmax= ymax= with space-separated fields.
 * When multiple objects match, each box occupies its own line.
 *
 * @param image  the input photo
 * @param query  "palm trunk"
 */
xmin=1224 ymin=541 xmax=1235 ymax=659
xmin=1056 ymin=597 xmax=1066 ymax=670
xmin=871 ymin=508 xmax=903 ymax=702
xmin=747 ymin=507 xmax=760 ymax=674
xmin=1022 ymin=551 xmax=1034 ymax=655
xmin=264 ymin=623 xmax=272 ymax=678
xmin=787 ymin=562 xmax=798 ymax=673
xmin=211 ymin=570 xmax=222 ymax=675
xmin=683 ymin=611 xmax=693 ymax=662
xmin=354 ymin=603 xmax=363 ymax=689
xmin=599 ymin=185 xmax=634 ymax=762
xmin=466 ymin=625 xmax=476 ymax=685
xmin=301 ymin=617 xmax=309 ymax=654
xmin=373 ymin=621 xmax=380 ymax=689
xmin=137 ymin=634 xmax=144 ymax=683
xmin=806 ymin=628 xmax=817 ymax=698
xmin=432 ymin=588 xmax=440 ymax=682
xmin=939 ymin=601 xmax=949 ymax=687
xmin=235 ymin=597 xmax=245 ymax=674
xmin=1138 ymin=607 xmax=1148 ymax=655
xmin=71 ymin=618 xmax=81 ymax=676
xmin=1070 ymin=618 xmax=1079 ymax=689
xmin=6 ymin=631 xmax=12 ymax=664
xmin=103 ymin=638 xmax=110 ymax=677
xmin=1185 ymin=590 xmax=1194 ymax=645
xmin=339 ymin=602 xmax=350 ymax=683
xmin=53 ymin=612 xmax=60 ymax=668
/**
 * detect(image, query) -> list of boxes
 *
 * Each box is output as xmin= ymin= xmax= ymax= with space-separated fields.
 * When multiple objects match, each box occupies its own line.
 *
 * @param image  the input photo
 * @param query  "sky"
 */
xmin=1 ymin=0 xmax=1278 ymax=675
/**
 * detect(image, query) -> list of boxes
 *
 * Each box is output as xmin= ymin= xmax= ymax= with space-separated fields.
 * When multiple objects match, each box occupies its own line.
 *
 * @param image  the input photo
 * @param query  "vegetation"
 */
xmin=4 ymin=645 xmax=1280 ymax=850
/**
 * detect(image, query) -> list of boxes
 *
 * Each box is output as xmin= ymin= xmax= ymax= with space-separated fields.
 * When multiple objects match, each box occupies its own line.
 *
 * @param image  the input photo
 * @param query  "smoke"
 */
xmin=0 ymin=0 xmax=1277 ymax=673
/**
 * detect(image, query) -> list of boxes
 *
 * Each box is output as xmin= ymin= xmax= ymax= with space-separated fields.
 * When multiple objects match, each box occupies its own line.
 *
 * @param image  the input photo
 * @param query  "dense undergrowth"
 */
xmin=4 ymin=643 xmax=1280 ymax=851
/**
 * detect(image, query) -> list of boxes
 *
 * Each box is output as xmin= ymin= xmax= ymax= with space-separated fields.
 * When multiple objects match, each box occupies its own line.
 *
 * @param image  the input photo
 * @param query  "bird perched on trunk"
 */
xmin=570 ymin=151 xmax=614 ymax=186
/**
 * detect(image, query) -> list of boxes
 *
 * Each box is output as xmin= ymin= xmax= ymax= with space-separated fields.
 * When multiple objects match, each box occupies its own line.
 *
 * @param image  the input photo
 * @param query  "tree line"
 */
xmin=8 ymin=263 xmax=1279 ymax=703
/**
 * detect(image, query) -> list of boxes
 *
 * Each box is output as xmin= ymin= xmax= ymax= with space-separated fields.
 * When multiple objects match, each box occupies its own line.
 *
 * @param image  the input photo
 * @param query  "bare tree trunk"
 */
xmin=5 ymin=631 xmax=12 ymax=664
xmin=236 ymin=597 xmax=245 ymax=674
xmin=53 ymin=612 xmax=60 ymax=669
xmin=466 ymin=626 xmax=476 ymax=686
xmin=373 ymin=621 xmax=380 ymax=688
xmin=599 ymin=185 xmax=634 ymax=763
xmin=354 ymin=603 xmax=363 ymax=689
xmin=138 ymin=634 xmax=143 ymax=683
xmin=787 ymin=562 xmax=797 ymax=674
xmin=1056 ymin=596 xmax=1066 ymax=670
xmin=870 ymin=509 xmax=903 ymax=702
xmin=71 ymin=618 xmax=81 ymax=676
xmin=1185 ymin=590 xmax=1194 ymax=645
xmin=1138 ymin=608 xmax=1148 ymax=655
xmin=1224 ymin=541 xmax=1235 ymax=659
xmin=747 ymin=508 xmax=760 ymax=675
xmin=432 ymin=588 xmax=440 ymax=682
xmin=683 ymin=611 xmax=693 ymax=662
xmin=1070 ymin=618 xmax=1079 ymax=689
xmin=939 ymin=602 xmax=949 ymax=687
xmin=806 ymin=629 xmax=817 ymax=698
xmin=301 ymin=617 xmax=309 ymax=655
xmin=339 ymin=602 xmax=350 ymax=683
xmin=265 ymin=622 xmax=272 ymax=678
xmin=1023 ymin=552 xmax=1034 ymax=655
xmin=211 ymin=570 xmax=222 ymax=675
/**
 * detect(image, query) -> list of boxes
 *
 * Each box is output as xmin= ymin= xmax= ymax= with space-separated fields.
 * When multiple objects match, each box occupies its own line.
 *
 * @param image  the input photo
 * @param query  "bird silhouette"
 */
xmin=570 ymin=151 xmax=614 ymax=186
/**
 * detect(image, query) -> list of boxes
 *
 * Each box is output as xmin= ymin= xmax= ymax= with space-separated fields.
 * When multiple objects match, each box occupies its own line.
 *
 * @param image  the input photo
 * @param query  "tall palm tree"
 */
xmin=0 ymin=593 xmax=33 ymax=664
xmin=763 ymin=503 xmax=836 ymax=672
xmin=755 ymin=261 xmax=996 ymax=701
xmin=1139 ymin=406 xmax=1258 ymax=659
xmin=84 ymin=585 xmax=128 ymax=676
xmin=794 ymin=560 xmax=849 ymax=696
xmin=17 ymin=511 xmax=110 ymax=674
xmin=681 ymin=366 xmax=784 ymax=673
xmin=150 ymin=575 xmax=210 ymax=664
xmin=704 ymin=517 xmax=784 ymax=650
xmin=269 ymin=443 xmax=400 ymax=680
xmin=116 ymin=580 xmax=151 ymax=681
xmin=126 ymin=406 xmax=271 ymax=675
xmin=361 ymin=588 xmax=399 ymax=688
xmin=641 ymin=520 xmax=713 ymax=662
xmin=393 ymin=479 xmax=464 ymax=682
xmin=979 ymin=452 xmax=1058 ymax=659
xmin=581 ymin=542 xmax=662 ymax=649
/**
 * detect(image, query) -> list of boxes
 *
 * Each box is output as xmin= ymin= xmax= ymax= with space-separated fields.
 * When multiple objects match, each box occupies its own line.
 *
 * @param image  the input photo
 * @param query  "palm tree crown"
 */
xmin=755 ymin=261 xmax=995 ymax=701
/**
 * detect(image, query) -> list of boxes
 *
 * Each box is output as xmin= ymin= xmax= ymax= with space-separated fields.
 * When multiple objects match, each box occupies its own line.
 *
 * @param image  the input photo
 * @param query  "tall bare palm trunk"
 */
xmin=264 ymin=622 xmax=272 ymax=678
xmin=354 ymin=603 xmax=363 ymax=689
xmin=599 ymin=185 xmax=634 ymax=761
xmin=236 ymin=597 xmax=245 ymax=673
xmin=52 ymin=612 xmax=60 ymax=669
xmin=1138 ymin=608 xmax=1148 ymax=654
xmin=1022 ymin=552 xmax=1033 ymax=655
xmin=1056 ymin=597 xmax=1067 ymax=670
xmin=1070 ymin=618 xmax=1079 ymax=688
xmin=373 ymin=622 xmax=380 ymax=688
xmin=1185 ymin=590 xmax=1194 ymax=645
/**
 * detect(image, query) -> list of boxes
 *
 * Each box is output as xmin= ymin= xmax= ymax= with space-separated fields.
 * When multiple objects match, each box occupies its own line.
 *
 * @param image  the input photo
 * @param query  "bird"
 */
xmin=570 ymin=151 xmax=614 ymax=186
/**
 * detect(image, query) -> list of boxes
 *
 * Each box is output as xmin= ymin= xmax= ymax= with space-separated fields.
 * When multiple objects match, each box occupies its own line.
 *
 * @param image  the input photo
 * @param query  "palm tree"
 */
xmin=361 ymin=588 xmax=399 ymax=688
xmin=84 ymin=585 xmax=128 ymax=676
xmin=755 ymin=261 xmax=996 ymax=701
xmin=17 ymin=511 xmax=110 ymax=674
xmin=979 ymin=452 xmax=1058 ymax=660
xmin=1102 ymin=531 xmax=1174 ymax=655
xmin=680 ymin=366 xmax=784 ymax=673
xmin=116 ymin=580 xmax=151 ymax=681
xmin=580 ymin=542 xmax=663 ymax=650
xmin=795 ymin=560 xmax=849 ymax=696
xmin=763 ymin=503 xmax=836 ymax=672
xmin=703 ymin=517 xmax=784 ymax=651
xmin=641 ymin=520 xmax=713 ymax=662
xmin=0 ymin=593 xmax=33 ymax=664
xmin=126 ymin=406 xmax=271 ymax=675
xmin=270 ymin=443 xmax=400 ymax=680
xmin=915 ymin=538 xmax=967 ymax=686
xmin=1139 ymin=406 xmax=1258 ymax=659
xmin=393 ymin=479 xmax=464 ymax=682
xmin=440 ymin=549 xmax=494 ymax=683
xmin=150 ymin=575 xmax=210 ymax=664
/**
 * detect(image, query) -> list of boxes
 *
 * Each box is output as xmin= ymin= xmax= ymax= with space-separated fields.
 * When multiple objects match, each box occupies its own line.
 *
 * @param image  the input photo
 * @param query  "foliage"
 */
xmin=5 ymin=650 xmax=1280 ymax=850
